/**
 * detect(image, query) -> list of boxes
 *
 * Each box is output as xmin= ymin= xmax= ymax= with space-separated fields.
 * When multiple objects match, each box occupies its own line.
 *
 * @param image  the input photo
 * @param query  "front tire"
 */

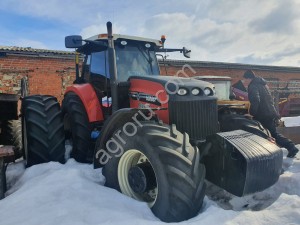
xmin=102 ymin=122 xmax=206 ymax=222
xmin=22 ymin=95 xmax=65 ymax=166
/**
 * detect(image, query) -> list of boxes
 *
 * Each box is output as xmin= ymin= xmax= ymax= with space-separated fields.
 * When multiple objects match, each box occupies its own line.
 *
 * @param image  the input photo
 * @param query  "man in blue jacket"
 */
xmin=243 ymin=70 xmax=299 ymax=158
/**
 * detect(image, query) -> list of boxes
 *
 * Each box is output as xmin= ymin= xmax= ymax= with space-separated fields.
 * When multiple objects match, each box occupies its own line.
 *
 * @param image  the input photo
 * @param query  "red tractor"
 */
xmin=21 ymin=22 xmax=283 ymax=222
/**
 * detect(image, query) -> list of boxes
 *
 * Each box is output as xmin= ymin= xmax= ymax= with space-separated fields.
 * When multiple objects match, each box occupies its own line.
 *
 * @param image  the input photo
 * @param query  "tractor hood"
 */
xmin=129 ymin=75 xmax=216 ymax=98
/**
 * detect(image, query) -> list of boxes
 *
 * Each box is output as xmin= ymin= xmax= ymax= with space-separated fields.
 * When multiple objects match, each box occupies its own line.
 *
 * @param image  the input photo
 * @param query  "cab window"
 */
xmin=90 ymin=51 xmax=110 ymax=78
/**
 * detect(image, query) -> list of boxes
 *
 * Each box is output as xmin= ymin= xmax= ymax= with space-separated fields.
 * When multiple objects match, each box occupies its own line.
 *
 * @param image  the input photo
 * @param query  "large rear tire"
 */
xmin=22 ymin=95 xmax=65 ymax=167
xmin=0 ymin=120 xmax=23 ymax=159
xmin=102 ymin=122 xmax=206 ymax=222
xmin=62 ymin=93 xmax=91 ymax=163
xmin=219 ymin=114 xmax=271 ymax=139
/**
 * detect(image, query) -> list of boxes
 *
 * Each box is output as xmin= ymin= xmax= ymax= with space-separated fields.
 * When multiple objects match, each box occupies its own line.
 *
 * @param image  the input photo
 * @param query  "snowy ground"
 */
xmin=281 ymin=116 xmax=300 ymax=127
xmin=0 ymin=147 xmax=300 ymax=225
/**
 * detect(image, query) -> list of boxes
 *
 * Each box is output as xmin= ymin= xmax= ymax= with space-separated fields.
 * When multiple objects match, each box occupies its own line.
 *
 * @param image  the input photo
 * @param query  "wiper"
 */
xmin=137 ymin=46 xmax=153 ymax=74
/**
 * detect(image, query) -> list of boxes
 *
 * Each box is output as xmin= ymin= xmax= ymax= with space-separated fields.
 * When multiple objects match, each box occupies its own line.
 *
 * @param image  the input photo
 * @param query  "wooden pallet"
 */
xmin=0 ymin=145 xmax=15 ymax=200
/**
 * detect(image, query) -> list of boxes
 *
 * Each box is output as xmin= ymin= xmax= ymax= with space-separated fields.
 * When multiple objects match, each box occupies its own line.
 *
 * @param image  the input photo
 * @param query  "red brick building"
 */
xmin=161 ymin=59 xmax=300 ymax=85
xmin=0 ymin=47 xmax=76 ymax=102
xmin=1 ymin=46 xmax=300 ymax=101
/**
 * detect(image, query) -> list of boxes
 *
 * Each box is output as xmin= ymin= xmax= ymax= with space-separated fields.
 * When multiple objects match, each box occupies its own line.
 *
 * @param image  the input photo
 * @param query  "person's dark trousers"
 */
xmin=258 ymin=118 xmax=296 ymax=153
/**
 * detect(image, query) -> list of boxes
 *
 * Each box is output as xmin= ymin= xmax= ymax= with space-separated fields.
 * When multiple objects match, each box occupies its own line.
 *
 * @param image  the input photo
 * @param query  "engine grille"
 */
xmin=169 ymin=99 xmax=218 ymax=141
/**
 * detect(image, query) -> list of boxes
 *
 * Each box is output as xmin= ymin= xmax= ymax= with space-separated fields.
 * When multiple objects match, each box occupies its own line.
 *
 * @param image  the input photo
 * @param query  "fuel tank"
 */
xmin=202 ymin=130 xmax=283 ymax=196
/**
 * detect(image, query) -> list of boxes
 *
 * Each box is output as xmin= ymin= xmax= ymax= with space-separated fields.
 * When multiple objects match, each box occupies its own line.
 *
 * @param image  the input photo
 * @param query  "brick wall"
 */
xmin=0 ymin=54 xmax=76 ymax=102
xmin=1 ymin=52 xmax=300 ymax=102
xmin=160 ymin=64 xmax=300 ymax=86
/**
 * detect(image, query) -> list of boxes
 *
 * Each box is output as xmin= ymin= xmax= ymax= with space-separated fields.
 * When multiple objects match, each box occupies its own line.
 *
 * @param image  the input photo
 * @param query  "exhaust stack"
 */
xmin=107 ymin=21 xmax=119 ymax=112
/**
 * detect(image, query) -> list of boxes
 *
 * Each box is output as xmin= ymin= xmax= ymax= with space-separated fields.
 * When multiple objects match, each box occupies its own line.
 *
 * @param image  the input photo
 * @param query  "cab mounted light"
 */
xmin=98 ymin=34 xmax=108 ymax=38
xmin=121 ymin=40 xmax=127 ymax=46
xmin=161 ymin=35 xmax=166 ymax=47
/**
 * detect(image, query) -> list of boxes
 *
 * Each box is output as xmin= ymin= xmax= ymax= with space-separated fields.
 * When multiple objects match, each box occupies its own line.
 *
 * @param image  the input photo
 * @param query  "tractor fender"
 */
xmin=93 ymin=108 xmax=149 ymax=168
xmin=65 ymin=84 xmax=103 ymax=122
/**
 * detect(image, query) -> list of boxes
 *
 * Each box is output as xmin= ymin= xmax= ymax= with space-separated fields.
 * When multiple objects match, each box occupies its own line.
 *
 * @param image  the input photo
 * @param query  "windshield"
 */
xmin=210 ymin=81 xmax=231 ymax=100
xmin=115 ymin=42 xmax=160 ymax=81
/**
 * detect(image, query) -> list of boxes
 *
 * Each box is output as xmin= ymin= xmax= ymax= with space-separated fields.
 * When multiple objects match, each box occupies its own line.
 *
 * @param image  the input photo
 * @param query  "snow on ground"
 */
xmin=0 ymin=146 xmax=300 ymax=225
xmin=281 ymin=116 xmax=300 ymax=127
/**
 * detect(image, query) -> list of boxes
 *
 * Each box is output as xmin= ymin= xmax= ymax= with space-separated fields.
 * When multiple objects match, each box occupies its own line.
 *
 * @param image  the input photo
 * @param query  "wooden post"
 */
xmin=0 ymin=145 xmax=15 ymax=199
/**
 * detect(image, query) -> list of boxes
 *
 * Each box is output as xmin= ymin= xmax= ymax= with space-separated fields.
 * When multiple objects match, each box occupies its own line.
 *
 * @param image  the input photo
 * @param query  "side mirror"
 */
xmin=65 ymin=35 xmax=83 ymax=48
xmin=183 ymin=47 xmax=191 ymax=58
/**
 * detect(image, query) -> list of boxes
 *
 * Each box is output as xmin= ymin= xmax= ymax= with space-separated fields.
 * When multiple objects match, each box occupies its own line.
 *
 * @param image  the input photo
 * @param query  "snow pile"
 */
xmin=281 ymin=116 xmax=300 ymax=127
xmin=0 ymin=147 xmax=300 ymax=225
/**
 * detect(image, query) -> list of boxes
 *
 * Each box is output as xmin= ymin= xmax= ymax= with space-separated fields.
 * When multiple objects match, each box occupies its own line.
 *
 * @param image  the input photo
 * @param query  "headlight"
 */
xmin=204 ymin=88 xmax=213 ymax=96
xmin=191 ymin=88 xmax=200 ymax=95
xmin=177 ymin=88 xmax=188 ymax=96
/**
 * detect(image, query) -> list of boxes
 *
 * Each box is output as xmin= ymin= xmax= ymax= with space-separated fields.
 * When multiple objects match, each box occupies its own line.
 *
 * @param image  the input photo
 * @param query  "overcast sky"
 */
xmin=1 ymin=0 xmax=300 ymax=67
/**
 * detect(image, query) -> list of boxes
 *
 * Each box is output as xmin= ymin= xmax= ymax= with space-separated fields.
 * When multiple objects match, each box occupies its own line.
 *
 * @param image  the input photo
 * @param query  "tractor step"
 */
xmin=202 ymin=130 xmax=282 ymax=197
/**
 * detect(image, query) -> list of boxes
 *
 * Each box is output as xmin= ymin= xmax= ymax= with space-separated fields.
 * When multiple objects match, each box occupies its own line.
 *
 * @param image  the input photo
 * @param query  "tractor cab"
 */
xmin=65 ymin=32 xmax=195 ymax=114
xmin=72 ymin=35 xmax=164 ymax=110
xmin=65 ymin=32 xmax=191 ymax=83
xmin=75 ymin=34 xmax=162 ymax=82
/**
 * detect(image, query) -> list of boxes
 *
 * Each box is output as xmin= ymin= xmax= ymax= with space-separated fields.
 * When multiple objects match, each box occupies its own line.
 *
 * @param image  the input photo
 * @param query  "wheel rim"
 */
xmin=118 ymin=149 xmax=158 ymax=207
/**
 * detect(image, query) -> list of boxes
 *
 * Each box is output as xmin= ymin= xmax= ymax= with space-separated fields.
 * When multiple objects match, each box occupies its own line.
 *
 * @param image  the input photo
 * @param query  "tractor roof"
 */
xmin=193 ymin=76 xmax=232 ymax=81
xmin=86 ymin=34 xmax=163 ymax=47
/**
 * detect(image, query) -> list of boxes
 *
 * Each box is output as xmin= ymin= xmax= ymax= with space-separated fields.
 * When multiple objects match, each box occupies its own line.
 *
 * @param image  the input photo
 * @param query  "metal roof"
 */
xmin=193 ymin=76 xmax=232 ymax=80
xmin=0 ymin=46 xmax=75 ymax=58
xmin=159 ymin=59 xmax=300 ymax=73
xmin=86 ymin=34 xmax=162 ymax=47
xmin=1 ymin=45 xmax=300 ymax=73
